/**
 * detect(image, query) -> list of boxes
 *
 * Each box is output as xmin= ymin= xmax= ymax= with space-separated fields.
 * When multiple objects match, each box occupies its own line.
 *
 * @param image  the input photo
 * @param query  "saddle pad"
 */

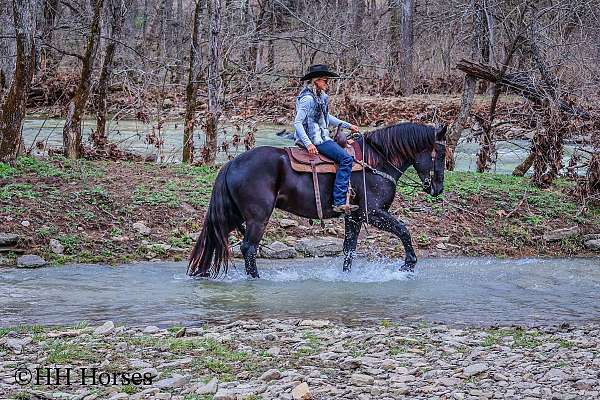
xmin=285 ymin=142 xmax=364 ymax=174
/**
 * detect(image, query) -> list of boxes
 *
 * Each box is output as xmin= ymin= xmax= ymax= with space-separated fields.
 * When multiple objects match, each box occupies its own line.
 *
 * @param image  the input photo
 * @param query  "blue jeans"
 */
xmin=316 ymin=140 xmax=353 ymax=206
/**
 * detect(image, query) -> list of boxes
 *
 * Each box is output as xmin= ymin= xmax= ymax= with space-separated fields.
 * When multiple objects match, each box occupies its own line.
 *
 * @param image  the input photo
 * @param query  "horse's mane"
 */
xmin=362 ymin=122 xmax=435 ymax=169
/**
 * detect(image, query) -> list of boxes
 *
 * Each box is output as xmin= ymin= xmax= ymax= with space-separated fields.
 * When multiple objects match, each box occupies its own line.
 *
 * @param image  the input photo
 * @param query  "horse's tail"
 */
xmin=187 ymin=162 xmax=241 ymax=278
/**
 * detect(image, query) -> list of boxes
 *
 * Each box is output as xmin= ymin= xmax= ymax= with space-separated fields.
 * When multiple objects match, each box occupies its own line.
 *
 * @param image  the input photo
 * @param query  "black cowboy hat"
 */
xmin=301 ymin=64 xmax=340 ymax=81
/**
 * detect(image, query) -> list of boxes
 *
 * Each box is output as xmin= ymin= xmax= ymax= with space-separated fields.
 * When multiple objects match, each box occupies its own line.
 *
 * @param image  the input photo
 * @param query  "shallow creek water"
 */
xmin=1 ymin=257 xmax=599 ymax=327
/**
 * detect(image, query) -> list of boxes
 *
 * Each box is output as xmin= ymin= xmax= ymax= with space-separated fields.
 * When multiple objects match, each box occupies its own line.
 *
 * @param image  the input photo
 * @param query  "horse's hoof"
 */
xmin=399 ymin=263 xmax=415 ymax=273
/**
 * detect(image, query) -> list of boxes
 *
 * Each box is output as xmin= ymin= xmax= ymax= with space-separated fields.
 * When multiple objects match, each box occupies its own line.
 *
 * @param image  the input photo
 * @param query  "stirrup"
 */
xmin=332 ymin=204 xmax=359 ymax=214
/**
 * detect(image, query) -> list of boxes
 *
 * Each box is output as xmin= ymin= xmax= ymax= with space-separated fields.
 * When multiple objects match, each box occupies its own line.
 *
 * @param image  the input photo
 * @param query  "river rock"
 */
xmin=132 ymin=221 xmax=151 ymax=235
xmin=291 ymin=382 xmax=311 ymax=400
xmin=575 ymin=379 xmax=597 ymax=390
xmin=260 ymin=369 xmax=282 ymax=381
xmin=294 ymin=237 xmax=343 ymax=257
xmin=299 ymin=319 xmax=330 ymax=328
xmin=279 ymin=218 xmax=297 ymax=228
xmin=154 ymin=374 xmax=190 ymax=389
xmin=108 ymin=394 xmax=129 ymax=400
xmin=94 ymin=321 xmax=115 ymax=335
xmin=213 ymin=389 xmax=236 ymax=400
xmin=16 ymin=254 xmax=48 ymax=268
xmin=463 ymin=363 xmax=488 ymax=377
xmin=543 ymin=226 xmax=579 ymax=242
xmin=260 ymin=241 xmax=297 ymax=259
xmin=143 ymin=325 xmax=160 ymax=334
xmin=583 ymin=233 xmax=600 ymax=241
xmin=196 ymin=377 xmax=218 ymax=395
xmin=129 ymin=359 xmax=152 ymax=369
xmin=49 ymin=238 xmax=64 ymax=254
xmin=0 ymin=233 xmax=18 ymax=246
xmin=584 ymin=239 xmax=600 ymax=251
xmin=4 ymin=337 xmax=32 ymax=353
xmin=351 ymin=373 xmax=374 ymax=386
xmin=0 ymin=255 xmax=13 ymax=266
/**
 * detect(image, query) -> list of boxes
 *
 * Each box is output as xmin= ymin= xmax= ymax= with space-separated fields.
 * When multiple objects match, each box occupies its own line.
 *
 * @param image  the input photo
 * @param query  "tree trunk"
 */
xmin=93 ymin=0 xmax=129 ymax=149
xmin=399 ymin=0 xmax=414 ymax=95
xmin=446 ymin=76 xmax=476 ymax=170
xmin=0 ymin=0 xmax=16 ymax=93
xmin=62 ymin=0 xmax=104 ymax=159
xmin=475 ymin=30 xmax=522 ymax=172
xmin=182 ymin=0 xmax=203 ymax=163
xmin=41 ymin=0 xmax=59 ymax=69
xmin=203 ymin=0 xmax=221 ymax=165
xmin=446 ymin=0 xmax=481 ymax=170
xmin=512 ymin=151 xmax=534 ymax=176
xmin=0 ymin=0 xmax=37 ymax=164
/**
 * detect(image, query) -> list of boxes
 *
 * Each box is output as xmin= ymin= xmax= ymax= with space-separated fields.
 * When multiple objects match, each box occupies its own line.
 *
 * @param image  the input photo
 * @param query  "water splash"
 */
xmin=206 ymin=257 xmax=414 ymax=283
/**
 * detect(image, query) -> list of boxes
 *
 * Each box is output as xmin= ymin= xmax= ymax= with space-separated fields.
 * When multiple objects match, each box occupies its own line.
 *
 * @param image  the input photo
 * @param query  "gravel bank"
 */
xmin=1 ymin=319 xmax=599 ymax=399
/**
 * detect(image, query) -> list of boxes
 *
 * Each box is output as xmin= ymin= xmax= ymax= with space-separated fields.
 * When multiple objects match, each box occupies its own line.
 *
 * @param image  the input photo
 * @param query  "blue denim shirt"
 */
xmin=293 ymin=87 xmax=351 ymax=147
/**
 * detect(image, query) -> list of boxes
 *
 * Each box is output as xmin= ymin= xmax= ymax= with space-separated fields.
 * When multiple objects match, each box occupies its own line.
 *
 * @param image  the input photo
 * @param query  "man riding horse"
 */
xmin=294 ymin=64 xmax=360 ymax=214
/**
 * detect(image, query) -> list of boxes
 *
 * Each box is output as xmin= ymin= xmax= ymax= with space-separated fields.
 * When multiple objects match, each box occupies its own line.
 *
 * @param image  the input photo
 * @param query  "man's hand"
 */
xmin=307 ymin=144 xmax=319 ymax=155
xmin=349 ymin=124 xmax=359 ymax=133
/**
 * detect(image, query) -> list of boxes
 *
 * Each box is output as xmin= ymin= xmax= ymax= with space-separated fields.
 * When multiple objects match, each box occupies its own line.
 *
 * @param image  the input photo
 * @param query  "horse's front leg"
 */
xmin=368 ymin=209 xmax=417 ymax=271
xmin=342 ymin=215 xmax=362 ymax=272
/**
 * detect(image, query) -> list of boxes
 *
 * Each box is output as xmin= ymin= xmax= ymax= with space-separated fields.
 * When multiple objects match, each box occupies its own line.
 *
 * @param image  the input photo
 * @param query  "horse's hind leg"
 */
xmin=369 ymin=209 xmax=417 ymax=271
xmin=240 ymin=218 xmax=269 ymax=278
xmin=343 ymin=216 xmax=362 ymax=272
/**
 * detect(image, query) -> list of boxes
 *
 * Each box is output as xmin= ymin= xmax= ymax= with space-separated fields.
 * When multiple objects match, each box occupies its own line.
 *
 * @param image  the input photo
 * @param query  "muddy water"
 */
xmin=1 ymin=257 xmax=599 ymax=327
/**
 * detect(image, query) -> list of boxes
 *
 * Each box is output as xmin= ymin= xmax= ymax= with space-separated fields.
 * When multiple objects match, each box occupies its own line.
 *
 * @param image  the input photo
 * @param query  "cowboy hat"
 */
xmin=300 ymin=64 xmax=340 ymax=81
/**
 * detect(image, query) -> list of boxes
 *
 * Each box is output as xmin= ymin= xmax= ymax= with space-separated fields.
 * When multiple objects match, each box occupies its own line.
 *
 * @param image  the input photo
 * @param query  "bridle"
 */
xmin=423 ymin=140 xmax=447 ymax=192
xmin=359 ymin=132 xmax=446 ymax=192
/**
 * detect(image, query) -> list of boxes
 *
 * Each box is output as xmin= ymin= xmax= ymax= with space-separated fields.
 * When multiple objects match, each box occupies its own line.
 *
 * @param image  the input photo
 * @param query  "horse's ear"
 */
xmin=436 ymin=125 xmax=447 ymax=141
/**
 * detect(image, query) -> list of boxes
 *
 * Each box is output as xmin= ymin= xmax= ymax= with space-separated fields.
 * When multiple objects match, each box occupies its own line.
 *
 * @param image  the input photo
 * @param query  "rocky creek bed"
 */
xmin=1 ymin=319 xmax=599 ymax=400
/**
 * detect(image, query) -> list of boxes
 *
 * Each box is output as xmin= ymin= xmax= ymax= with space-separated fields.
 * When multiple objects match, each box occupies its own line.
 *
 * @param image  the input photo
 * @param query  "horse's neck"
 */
xmin=360 ymin=136 xmax=409 ymax=181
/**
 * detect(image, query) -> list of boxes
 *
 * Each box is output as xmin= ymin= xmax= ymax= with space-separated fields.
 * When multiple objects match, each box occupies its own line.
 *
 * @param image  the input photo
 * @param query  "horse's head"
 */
xmin=413 ymin=125 xmax=446 ymax=196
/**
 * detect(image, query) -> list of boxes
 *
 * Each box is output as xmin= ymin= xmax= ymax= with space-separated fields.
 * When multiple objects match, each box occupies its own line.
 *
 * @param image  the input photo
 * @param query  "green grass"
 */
xmin=0 ymin=325 xmax=45 ymax=338
xmin=0 ymin=156 xmax=105 ymax=180
xmin=482 ymin=329 xmax=502 ymax=347
xmin=133 ymin=184 xmax=181 ymax=208
xmin=292 ymin=330 xmax=322 ymax=358
xmin=0 ymin=162 xmax=17 ymax=178
xmin=46 ymin=340 xmax=95 ymax=363
xmin=558 ymin=339 xmax=575 ymax=349
xmin=0 ymin=183 xmax=38 ymax=200
xmin=168 ymin=232 xmax=194 ymax=248
xmin=57 ymin=234 xmax=82 ymax=254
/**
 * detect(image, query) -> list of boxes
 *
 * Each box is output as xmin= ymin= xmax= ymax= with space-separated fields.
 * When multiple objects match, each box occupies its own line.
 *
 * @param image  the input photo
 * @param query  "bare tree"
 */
xmin=93 ymin=0 xmax=130 ymax=149
xmin=0 ymin=0 xmax=15 ymax=93
xmin=446 ymin=0 xmax=484 ymax=170
xmin=203 ymin=0 xmax=221 ymax=165
xmin=182 ymin=0 xmax=204 ymax=163
xmin=62 ymin=0 xmax=104 ymax=159
xmin=399 ymin=0 xmax=414 ymax=95
xmin=0 ymin=0 xmax=38 ymax=163
xmin=41 ymin=0 xmax=60 ymax=69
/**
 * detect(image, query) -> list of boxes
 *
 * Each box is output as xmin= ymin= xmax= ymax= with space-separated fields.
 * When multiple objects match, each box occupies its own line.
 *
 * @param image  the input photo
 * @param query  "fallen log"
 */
xmin=456 ymin=59 xmax=590 ymax=119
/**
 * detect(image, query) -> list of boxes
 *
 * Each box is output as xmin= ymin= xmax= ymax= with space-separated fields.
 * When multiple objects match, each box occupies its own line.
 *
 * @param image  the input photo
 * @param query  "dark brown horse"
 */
xmin=187 ymin=122 xmax=446 ymax=278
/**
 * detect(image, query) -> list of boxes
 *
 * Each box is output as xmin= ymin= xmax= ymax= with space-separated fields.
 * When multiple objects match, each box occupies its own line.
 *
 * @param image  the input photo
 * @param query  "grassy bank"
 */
xmin=0 ymin=156 xmax=598 ymax=266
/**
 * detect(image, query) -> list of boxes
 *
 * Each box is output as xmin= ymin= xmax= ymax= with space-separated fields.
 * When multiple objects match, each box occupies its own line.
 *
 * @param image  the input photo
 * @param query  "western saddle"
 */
xmin=285 ymin=131 xmax=364 ymax=222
